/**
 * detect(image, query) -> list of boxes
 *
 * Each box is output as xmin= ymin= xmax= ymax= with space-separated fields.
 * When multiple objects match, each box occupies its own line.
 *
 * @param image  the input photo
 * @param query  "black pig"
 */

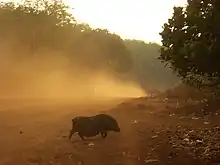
xmin=68 ymin=114 xmax=120 ymax=140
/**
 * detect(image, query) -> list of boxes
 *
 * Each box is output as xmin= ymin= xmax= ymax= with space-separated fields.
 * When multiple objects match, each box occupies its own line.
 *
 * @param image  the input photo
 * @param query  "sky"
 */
xmin=2 ymin=0 xmax=187 ymax=44
xmin=64 ymin=0 xmax=187 ymax=44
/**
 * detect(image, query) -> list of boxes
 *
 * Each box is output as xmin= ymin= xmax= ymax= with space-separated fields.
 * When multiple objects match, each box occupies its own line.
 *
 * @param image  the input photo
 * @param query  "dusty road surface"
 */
xmin=0 ymin=97 xmax=217 ymax=165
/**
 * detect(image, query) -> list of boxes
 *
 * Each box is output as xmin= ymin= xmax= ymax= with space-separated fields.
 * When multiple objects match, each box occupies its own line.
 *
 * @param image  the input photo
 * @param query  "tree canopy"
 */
xmin=159 ymin=0 xmax=220 ymax=93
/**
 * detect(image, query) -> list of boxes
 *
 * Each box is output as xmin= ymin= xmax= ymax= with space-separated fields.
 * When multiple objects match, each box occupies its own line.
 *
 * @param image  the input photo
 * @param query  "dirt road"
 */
xmin=0 ymin=98 xmax=213 ymax=165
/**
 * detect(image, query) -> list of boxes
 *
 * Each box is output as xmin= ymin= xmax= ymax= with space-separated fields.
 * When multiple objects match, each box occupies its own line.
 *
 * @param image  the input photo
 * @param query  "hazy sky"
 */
xmin=64 ymin=0 xmax=187 ymax=43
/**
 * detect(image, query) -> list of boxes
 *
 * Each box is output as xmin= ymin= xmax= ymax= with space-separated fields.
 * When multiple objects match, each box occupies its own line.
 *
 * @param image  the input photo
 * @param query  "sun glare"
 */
xmin=64 ymin=0 xmax=187 ymax=43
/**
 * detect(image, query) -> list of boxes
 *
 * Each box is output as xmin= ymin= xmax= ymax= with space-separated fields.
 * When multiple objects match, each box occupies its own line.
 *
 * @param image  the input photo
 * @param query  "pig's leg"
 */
xmin=101 ymin=131 xmax=107 ymax=139
xmin=78 ymin=133 xmax=85 ymax=140
xmin=69 ymin=130 xmax=75 ymax=140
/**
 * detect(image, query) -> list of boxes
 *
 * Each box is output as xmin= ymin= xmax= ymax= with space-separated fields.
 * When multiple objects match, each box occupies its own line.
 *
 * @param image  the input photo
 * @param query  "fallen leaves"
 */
xmin=168 ymin=126 xmax=220 ymax=162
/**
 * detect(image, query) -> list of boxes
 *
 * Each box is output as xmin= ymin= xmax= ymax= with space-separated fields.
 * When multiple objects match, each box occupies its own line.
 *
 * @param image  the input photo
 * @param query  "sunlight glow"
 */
xmin=64 ymin=0 xmax=187 ymax=43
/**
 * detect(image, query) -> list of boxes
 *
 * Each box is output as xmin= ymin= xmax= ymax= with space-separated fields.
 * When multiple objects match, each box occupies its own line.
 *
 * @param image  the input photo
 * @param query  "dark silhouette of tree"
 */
xmin=159 ymin=0 xmax=220 ymax=95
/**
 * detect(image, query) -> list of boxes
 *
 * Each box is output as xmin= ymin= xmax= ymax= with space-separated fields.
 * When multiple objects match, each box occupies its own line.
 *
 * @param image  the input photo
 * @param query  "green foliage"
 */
xmin=0 ymin=0 xmax=133 ymax=73
xmin=159 ymin=0 xmax=220 ymax=91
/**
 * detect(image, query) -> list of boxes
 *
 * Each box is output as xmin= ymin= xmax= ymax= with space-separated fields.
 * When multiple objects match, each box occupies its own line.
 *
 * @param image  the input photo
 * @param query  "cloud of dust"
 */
xmin=0 ymin=39 xmax=146 ymax=102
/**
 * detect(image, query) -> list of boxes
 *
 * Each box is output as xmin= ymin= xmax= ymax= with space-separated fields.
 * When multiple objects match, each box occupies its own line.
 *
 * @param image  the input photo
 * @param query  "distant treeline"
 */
xmin=124 ymin=40 xmax=180 ymax=91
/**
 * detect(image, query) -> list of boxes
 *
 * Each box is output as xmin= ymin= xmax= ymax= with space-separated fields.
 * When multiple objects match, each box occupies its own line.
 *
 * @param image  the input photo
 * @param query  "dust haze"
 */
xmin=0 ymin=40 xmax=146 ymax=103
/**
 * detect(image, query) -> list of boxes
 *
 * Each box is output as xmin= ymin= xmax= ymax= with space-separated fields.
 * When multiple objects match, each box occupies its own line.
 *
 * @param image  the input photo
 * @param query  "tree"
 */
xmin=0 ymin=0 xmax=76 ymax=53
xmin=159 ymin=0 xmax=220 ymax=95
